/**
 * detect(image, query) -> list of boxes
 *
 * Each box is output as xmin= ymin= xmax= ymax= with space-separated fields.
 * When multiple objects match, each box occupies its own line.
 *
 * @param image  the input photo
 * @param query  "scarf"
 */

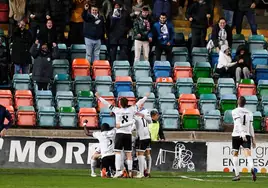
xmin=112 ymin=8 xmax=122 ymax=18
xmin=160 ymin=22 xmax=169 ymax=39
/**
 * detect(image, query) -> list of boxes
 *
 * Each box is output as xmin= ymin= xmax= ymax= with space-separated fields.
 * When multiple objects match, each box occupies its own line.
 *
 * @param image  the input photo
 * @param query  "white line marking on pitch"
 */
xmin=180 ymin=176 xmax=206 ymax=181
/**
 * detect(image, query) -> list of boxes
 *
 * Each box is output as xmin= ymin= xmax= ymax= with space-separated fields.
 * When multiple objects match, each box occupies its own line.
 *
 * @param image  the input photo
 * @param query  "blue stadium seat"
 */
xmin=114 ymin=76 xmax=132 ymax=96
xmin=99 ymin=108 xmax=115 ymax=127
xmin=256 ymin=65 xmax=268 ymax=83
xmin=251 ymin=49 xmax=268 ymax=68
xmin=153 ymin=61 xmax=171 ymax=79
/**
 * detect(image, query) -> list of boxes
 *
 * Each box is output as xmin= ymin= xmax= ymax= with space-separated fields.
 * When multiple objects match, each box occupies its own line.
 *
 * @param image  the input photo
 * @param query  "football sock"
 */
xmin=146 ymin=155 xmax=152 ymax=174
xmin=144 ymin=160 xmax=147 ymax=170
xmin=138 ymin=155 xmax=145 ymax=175
xmin=247 ymin=156 xmax=254 ymax=170
xmin=233 ymin=156 xmax=239 ymax=176
xmin=115 ymin=153 xmax=122 ymax=172
xmin=91 ymin=159 xmax=97 ymax=174
xmin=127 ymin=160 xmax=133 ymax=171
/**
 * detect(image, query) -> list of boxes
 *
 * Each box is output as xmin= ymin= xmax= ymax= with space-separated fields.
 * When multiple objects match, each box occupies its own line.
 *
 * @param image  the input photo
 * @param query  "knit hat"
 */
xmin=221 ymin=44 xmax=229 ymax=53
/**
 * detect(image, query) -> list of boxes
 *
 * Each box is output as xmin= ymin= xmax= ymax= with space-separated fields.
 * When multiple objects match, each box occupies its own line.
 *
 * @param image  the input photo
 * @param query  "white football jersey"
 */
xmin=232 ymin=107 xmax=254 ymax=137
xmin=93 ymin=129 xmax=116 ymax=158
xmin=134 ymin=109 xmax=152 ymax=140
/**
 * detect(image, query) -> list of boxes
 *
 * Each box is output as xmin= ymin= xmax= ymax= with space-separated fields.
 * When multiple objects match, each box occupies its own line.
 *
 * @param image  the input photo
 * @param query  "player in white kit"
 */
xmin=133 ymin=101 xmax=152 ymax=178
xmin=231 ymin=96 xmax=256 ymax=182
xmin=95 ymin=92 xmax=149 ymax=178
xmin=84 ymin=120 xmax=116 ymax=178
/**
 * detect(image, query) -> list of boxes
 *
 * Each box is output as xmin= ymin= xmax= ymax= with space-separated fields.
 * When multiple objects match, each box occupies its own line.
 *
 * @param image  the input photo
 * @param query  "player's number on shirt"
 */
xmin=243 ymin=115 xmax=246 ymax=126
xmin=108 ymin=139 xmax=113 ymax=147
xmin=121 ymin=115 xmax=129 ymax=124
xmin=142 ymin=118 xmax=147 ymax=127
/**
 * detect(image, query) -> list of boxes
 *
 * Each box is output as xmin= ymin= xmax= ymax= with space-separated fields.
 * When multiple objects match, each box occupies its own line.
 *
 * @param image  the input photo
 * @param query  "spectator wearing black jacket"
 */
xmin=186 ymin=0 xmax=211 ymax=50
xmin=82 ymin=4 xmax=105 ymax=63
xmin=30 ymin=40 xmax=60 ymax=90
xmin=11 ymin=20 xmax=32 ymax=74
xmin=0 ymin=38 xmax=8 ymax=84
xmin=221 ymin=0 xmax=237 ymax=27
xmin=236 ymin=0 xmax=259 ymax=35
xmin=49 ymin=0 xmax=72 ymax=43
xmin=0 ymin=104 xmax=13 ymax=137
xmin=37 ymin=19 xmax=57 ymax=50
xmin=27 ymin=0 xmax=50 ymax=42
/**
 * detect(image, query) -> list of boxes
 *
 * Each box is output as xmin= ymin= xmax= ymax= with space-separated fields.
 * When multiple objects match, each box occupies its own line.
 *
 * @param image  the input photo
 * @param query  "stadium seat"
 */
xmin=223 ymin=110 xmax=234 ymax=131
xmin=13 ymin=74 xmax=31 ymax=90
xmin=244 ymin=95 xmax=258 ymax=113
xmin=173 ymin=32 xmax=186 ymax=47
xmin=178 ymin=94 xmax=197 ymax=114
xmin=217 ymin=78 xmax=236 ymax=97
xmin=0 ymin=90 xmax=12 ymax=106
xmin=70 ymin=44 xmax=86 ymax=62
xmin=199 ymin=94 xmax=217 ymax=115
xmin=99 ymin=108 xmax=115 ymax=127
xmin=114 ymin=76 xmax=132 ymax=96
xmin=153 ymin=61 xmax=171 ymax=79
xmin=53 ymin=74 xmax=72 ymax=93
xmin=4 ymin=106 xmax=15 ymax=126
xmin=95 ymin=76 xmax=113 ymax=93
xmin=211 ymin=48 xmax=219 ymax=68
xmin=172 ymin=47 xmax=188 ymax=65
xmin=133 ymin=61 xmax=151 ymax=80
xmin=193 ymin=62 xmax=211 ymax=82
xmin=92 ymin=60 xmax=111 ymax=80
xmin=97 ymin=92 xmax=115 ymax=112
xmin=196 ymin=78 xmax=215 ymax=96
xmin=136 ymin=77 xmax=153 ymax=96
xmin=232 ymin=34 xmax=246 ymax=50
xmin=74 ymin=76 xmax=92 ymax=95
xmin=57 ymin=43 xmax=68 ymax=59
xmin=14 ymin=90 xmax=33 ymax=109
xmin=35 ymin=90 xmax=53 ymax=109
xmin=156 ymin=77 xmax=174 ymax=96
xmin=191 ymin=47 xmax=208 ymax=66
xmin=176 ymin=78 xmax=194 ymax=97
xmin=253 ymin=111 xmax=262 ymax=131
xmin=261 ymin=96 xmax=268 ymax=115
xmin=220 ymin=94 xmax=237 ymax=114
xmin=100 ymin=45 xmax=108 ymax=60
xmin=113 ymin=61 xmax=130 ymax=78
xmin=158 ymin=93 xmax=176 ymax=113
xmin=17 ymin=106 xmax=36 ymax=127
xmin=161 ymin=109 xmax=180 ymax=130
xmin=77 ymin=91 xmax=94 ymax=110
xmin=59 ymin=107 xmax=77 ymax=127
xmin=203 ymin=110 xmax=221 ymax=130
xmin=182 ymin=109 xmax=200 ymax=130
xmin=251 ymin=49 xmax=268 ymax=68
xmin=78 ymin=108 xmax=98 ymax=128
xmin=118 ymin=91 xmax=136 ymax=107
xmin=248 ymin=35 xmax=266 ymax=52
xmin=52 ymin=59 xmax=69 ymax=77
xmin=139 ymin=92 xmax=156 ymax=110
xmin=237 ymin=79 xmax=256 ymax=97
xmin=256 ymin=65 xmax=268 ymax=83
xmin=173 ymin=62 xmax=192 ymax=81
xmin=38 ymin=106 xmax=56 ymax=127
xmin=72 ymin=58 xmax=90 ymax=79
xmin=258 ymin=80 xmax=268 ymax=98
xmin=55 ymin=91 xmax=74 ymax=109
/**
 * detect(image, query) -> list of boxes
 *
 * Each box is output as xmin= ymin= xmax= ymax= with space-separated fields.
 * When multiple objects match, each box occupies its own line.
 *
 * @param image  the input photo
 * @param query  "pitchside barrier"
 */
xmin=0 ymin=137 xmax=267 ymax=173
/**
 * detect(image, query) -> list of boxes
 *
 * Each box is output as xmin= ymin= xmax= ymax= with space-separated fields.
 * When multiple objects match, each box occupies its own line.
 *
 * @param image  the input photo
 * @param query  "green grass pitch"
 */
xmin=0 ymin=169 xmax=267 ymax=188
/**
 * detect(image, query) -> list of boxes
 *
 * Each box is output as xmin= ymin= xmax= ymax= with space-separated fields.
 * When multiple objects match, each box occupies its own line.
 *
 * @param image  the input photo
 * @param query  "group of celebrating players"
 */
xmin=83 ymin=92 xmax=152 ymax=178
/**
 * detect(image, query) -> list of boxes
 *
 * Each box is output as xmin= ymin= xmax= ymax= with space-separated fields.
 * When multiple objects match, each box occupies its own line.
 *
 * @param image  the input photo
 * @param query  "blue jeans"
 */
xmin=223 ymin=9 xmax=234 ymax=27
xmin=14 ymin=64 xmax=29 ymax=74
xmin=236 ymin=10 xmax=257 ymax=35
xmin=84 ymin=37 xmax=101 ymax=63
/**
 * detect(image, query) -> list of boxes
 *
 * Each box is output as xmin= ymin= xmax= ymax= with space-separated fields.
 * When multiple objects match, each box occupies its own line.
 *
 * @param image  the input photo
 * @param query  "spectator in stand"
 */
xmin=236 ymin=0 xmax=259 ymax=35
xmin=30 ymin=40 xmax=59 ymax=90
xmin=27 ymin=0 xmax=50 ymax=42
xmin=215 ymin=44 xmax=236 ymax=78
xmin=149 ymin=110 xmax=165 ymax=141
xmin=207 ymin=17 xmax=232 ymax=52
xmin=82 ymin=3 xmax=105 ymax=63
xmin=37 ymin=19 xmax=57 ymax=50
xmin=0 ymin=104 xmax=13 ymax=137
xmin=69 ymin=0 xmax=86 ymax=45
xmin=11 ymin=20 xmax=32 ymax=74
xmin=221 ymin=0 xmax=237 ymax=28
xmin=0 ymin=37 xmax=8 ymax=84
xmin=133 ymin=6 xmax=151 ymax=62
xmin=148 ymin=12 xmax=174 ymax=64
xmin=130 ymin=0 xmax=152 ymax=19
xmin=49 ymin=0 xmax=72 ymax=43
xmin=106 ymin=0 xmax=132 ymax=65
xmin=152 ymin=0 xmax=172 ymax=20
xmin=186 ymin=0 xmax=211 ymax=50
xmin=234 ymin=44 xmax=252 ymax=84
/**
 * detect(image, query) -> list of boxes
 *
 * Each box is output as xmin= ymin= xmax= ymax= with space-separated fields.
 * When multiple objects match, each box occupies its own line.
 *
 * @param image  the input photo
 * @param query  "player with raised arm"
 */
xmin=95 ymin=92 xmax=149 ymax=178
xmin=84 ymin=120 xmax=116 ymax=178
xmin=231 ymin=96 xmax=256 ymax=182
xmin=133 ymin=100 xmax=152 ymax=178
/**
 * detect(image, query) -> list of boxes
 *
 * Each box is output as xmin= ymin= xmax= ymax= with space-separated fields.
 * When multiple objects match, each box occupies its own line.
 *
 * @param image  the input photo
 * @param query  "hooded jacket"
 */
xmin=217 ymin=44 xmax=237 ymax=69
xmin=235 ymin=44 xmax=252 ymax=70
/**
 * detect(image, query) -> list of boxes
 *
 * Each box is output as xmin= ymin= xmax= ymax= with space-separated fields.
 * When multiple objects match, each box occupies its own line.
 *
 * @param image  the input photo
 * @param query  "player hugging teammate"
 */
xmin=83 ymin=92 xmax=152 ymax=178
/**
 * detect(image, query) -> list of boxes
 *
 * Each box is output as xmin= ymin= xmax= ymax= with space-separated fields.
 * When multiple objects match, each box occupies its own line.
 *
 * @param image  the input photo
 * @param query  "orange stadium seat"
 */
xmin=17 ymin=106 xmax=36 ymax=127
xmin=4 ymin=106 xmax=15 ymax=126
xmin=178 ymin=94 xmax=197 ymax=114
xmin=92 ymin=60 xmax=111 ymax=79
xmin=97 ymin=92 xmax=115 ymax=112
xmin=0 ymin=90 xmax=12 ymax=106
xmin=78 ymin=108 xmax=98 ymax=128
xmin=237 ymin=79 xmax=256 ymax=97
xmin=72 ymin=58 xmax=90 ymax=79
xmin=14 ymin=90 xmax=33 ymax=109
xmin=173 ymin=62 xmax=192 ymax=81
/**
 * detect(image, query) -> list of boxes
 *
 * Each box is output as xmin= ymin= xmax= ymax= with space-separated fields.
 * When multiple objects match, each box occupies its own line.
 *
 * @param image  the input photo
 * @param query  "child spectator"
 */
xmin=149 ymin=110 xmax=165 ymax=141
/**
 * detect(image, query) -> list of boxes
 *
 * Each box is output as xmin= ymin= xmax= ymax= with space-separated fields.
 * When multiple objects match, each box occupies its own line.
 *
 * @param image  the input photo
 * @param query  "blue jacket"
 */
xmin=148 ymin=21 xmax=174 ymax=45
xmin=0 ymin=105 xmax=12 ymax=131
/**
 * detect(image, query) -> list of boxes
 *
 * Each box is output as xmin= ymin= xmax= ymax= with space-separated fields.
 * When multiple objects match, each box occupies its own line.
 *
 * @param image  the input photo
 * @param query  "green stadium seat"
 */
xmin=161 ymin=109 xmax=180 ymax=130
xmin=193 ymin=62 xmax=211 ymax=82
xmin=196 ymin=78 xmax=214 ymax=96
xmin=203 ymin=110 xmax=221 ymax=130
xmin=253 ymin=111 xmax=262 ymax=132
xmin=13 ymin=74 xmax=31 ymax=90
xmin=52 ymin=59 xmax=69 ymax=77
xmin=59 ymin=107 xmax=77 ymax=127
xmin=56 ymin=91 xmax=74 ymax=109
xmin=77 ymin=91 xmax=94 ymax=110
xmin=38 ymin=106 xmax=56 ymax=127
xmin=74 ymin=76 xmax=92 ymax=95
xmin=176 ymin=78 xmax=194 ymax=97
xmin=113 ymin=61 xmax=130 ymax=78
xmin=258 ymin=80 xmax=268 ymax=97
xmin=199 ymin=94 xmax=217 ymax=115
xmin=220 ymin=94 xmax=237 ymax=114
xmin=182 ymin=109 xmax=200 ymax=130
